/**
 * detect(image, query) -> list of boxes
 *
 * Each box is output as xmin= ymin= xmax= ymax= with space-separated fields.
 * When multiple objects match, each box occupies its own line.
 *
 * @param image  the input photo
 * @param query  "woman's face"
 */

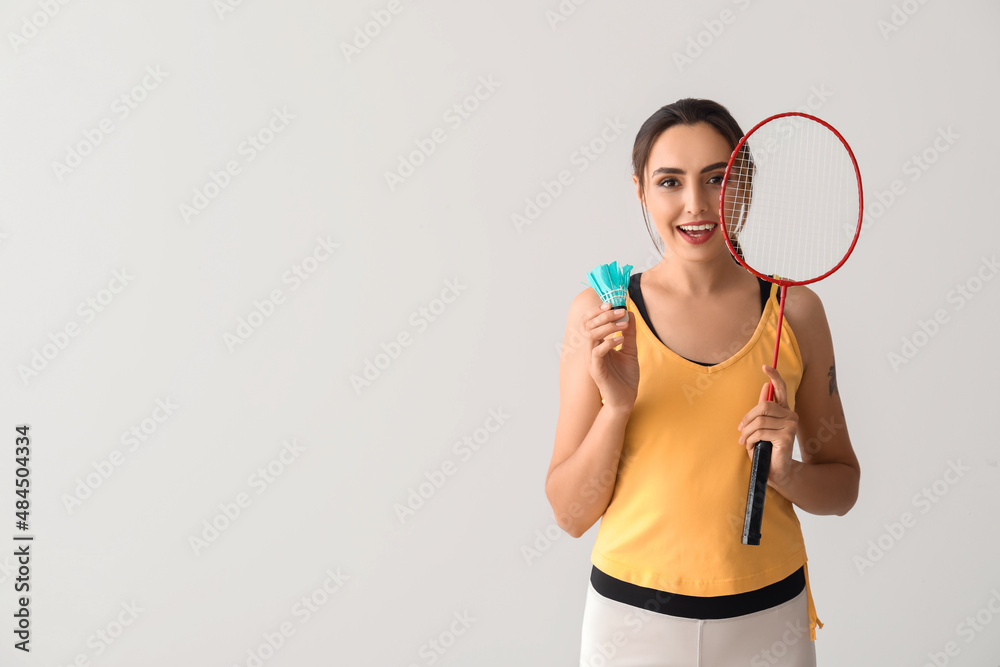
xmin=634 ymin=122 xmax=734 ymax=261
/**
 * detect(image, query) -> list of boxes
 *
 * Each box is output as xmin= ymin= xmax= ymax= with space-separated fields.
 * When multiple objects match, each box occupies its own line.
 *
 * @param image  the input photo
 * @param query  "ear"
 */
xmin=632 ymin=173 xmax=643 ymax=206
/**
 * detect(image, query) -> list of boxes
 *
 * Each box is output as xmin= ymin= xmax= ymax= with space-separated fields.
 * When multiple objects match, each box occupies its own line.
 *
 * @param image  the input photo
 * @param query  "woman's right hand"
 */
xmin=586 ymin=302 xmax=639 ymax=412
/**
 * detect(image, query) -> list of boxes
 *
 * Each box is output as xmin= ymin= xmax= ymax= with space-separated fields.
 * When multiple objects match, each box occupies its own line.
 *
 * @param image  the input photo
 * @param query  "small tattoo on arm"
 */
xmin=828 ymin=358 xmax=839 ymax=396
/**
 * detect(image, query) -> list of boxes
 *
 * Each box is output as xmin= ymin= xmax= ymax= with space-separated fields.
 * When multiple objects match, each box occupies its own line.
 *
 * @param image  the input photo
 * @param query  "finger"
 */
xmin=588 ymin=315 xmax=629 ymax=346
xmin=617 ymin=313 xmax=637 ymax=355
xmin=737 ymin=401 xmax=765 ymax=433
xmin=588 ymin=301 xmax=627 ymax=321
xmin=738 ymin=393 xmax=792 ymax=433
xmin=592 ymin=332 xmax=625 ymax=357
xmin=738 ymin=414 xmax=792 ymax=444
xmin=741 ymin=429 xmax=788 ymax=452
xmin=583 ymin=302 xmax=620 ymax=330
xmin=740 ymin=384 xmax=772 ymax=426
xmin=762 ymin=365 xmax=788 ymax=407
xmin=742 ymin=433 xmax=780 ymax=456
xmin=589 ymin=306 xmax=629 ymax=329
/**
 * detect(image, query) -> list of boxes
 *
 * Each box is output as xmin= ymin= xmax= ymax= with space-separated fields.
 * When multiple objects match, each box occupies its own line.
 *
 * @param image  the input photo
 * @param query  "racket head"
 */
xmin=719 ymin=112 xmax=864 ymax=286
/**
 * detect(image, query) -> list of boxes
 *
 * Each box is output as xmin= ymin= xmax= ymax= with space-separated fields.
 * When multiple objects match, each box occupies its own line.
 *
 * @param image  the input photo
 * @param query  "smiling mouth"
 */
xmin=677 ymin=223 xmax=718 ymax=240
xmin=678 ymin=223 xmax=716 ymax=233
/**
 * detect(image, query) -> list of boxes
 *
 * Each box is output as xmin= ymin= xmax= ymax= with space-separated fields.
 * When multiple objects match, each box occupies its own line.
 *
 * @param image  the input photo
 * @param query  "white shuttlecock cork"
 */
xmin=582 ymin=260 xmax=633 ymax=324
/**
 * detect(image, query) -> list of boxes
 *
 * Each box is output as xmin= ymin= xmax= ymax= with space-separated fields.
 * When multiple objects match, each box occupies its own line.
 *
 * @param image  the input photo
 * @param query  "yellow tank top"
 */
xmin=593 ymin=279 xmax=823 ymax=640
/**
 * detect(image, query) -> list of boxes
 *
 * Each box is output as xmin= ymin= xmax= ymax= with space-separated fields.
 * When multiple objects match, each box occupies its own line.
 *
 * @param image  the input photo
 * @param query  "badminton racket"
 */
xmin=719 ymin=112 xmax=863 ymax=545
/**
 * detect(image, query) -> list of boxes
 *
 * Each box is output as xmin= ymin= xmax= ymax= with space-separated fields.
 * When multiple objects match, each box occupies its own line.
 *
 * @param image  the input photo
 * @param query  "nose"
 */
xmin=685 ymin=182 xmax=709 ymax=216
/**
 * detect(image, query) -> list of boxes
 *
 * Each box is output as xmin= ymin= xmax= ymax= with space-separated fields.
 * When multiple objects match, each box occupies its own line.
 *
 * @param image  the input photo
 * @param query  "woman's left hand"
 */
xmin=737 ymin=365 xmax=798 ymax=488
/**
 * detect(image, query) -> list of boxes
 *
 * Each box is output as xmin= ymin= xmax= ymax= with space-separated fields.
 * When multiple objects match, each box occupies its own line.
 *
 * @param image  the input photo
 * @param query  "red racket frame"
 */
xmin=719 ymin=111 xmax=864 ymax=287
xmin=718 ymin=111 xmax=864 ymax=545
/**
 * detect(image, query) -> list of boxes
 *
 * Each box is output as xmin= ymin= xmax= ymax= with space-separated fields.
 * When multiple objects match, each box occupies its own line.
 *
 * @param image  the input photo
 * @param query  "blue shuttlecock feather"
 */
xmin=583 ymin=261 xmax=633 ymax=308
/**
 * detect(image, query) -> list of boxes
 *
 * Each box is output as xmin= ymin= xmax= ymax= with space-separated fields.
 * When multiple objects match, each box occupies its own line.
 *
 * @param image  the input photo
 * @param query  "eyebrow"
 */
xmin=651 ymin=161 xmax=729 ymax=177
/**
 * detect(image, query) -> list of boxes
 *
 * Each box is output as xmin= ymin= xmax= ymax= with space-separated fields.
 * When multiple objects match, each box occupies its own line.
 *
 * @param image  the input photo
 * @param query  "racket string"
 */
xmin=722 ymin=115 xmax=860 ymax=283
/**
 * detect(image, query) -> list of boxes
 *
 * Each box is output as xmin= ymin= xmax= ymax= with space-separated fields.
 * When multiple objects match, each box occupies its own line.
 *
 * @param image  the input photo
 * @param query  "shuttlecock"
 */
xmin=582 ymin=261 xmax=632 ymax=323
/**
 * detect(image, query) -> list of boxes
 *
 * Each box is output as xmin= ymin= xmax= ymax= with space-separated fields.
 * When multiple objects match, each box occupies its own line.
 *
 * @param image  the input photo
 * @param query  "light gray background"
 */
xmin=1 ymin=1 xmax=998 ymax=665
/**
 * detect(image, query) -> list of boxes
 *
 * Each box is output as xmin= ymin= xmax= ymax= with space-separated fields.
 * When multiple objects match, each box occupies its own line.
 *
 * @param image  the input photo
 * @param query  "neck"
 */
xmin=647 ymin=252 xmax=748 ymax=296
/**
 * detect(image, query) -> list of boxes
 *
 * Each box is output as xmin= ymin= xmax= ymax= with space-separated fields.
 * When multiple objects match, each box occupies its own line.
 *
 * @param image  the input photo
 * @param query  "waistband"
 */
xmin=590 ymin=564 xmax=805 ymax=620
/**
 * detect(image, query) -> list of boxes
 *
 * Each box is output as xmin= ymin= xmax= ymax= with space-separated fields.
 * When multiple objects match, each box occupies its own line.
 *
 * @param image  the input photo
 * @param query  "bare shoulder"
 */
xmin=560 ymin=286 xmax=604 ymax=360
xmin=572 ymin=284 xmax=604 ymax=313
xmin=783 ymin=284 xmax=825 ymax=323
xmin=781 ymin=284 xmax=832 ymax=368
xmin=565 ymin=287 xmax=604 ymax=333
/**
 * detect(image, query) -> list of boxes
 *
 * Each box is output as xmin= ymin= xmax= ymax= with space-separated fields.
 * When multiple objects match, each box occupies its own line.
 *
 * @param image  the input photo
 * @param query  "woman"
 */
xmin=545 ymin=98 xmax=861 ymax=666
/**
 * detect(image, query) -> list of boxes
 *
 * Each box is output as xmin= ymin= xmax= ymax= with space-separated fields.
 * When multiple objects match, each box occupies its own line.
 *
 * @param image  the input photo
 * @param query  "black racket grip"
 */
xmin=742 ymin=440 xmax=772 ymax=546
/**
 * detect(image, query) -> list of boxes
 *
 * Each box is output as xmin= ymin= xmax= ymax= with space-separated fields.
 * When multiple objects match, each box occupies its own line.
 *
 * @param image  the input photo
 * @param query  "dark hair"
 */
xmin=631 ymin=98 xmax=744 ymax=256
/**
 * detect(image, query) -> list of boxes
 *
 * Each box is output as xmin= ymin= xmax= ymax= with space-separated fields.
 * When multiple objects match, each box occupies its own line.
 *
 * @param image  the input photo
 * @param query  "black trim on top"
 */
xmin=590 ymin=565 xmax=805 ymax=619
xmin=627 ymin=272 xmax=778 ymax=367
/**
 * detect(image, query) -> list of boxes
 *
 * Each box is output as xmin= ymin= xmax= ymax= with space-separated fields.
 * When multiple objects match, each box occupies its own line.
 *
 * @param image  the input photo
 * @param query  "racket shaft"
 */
xmin=742 ymin=284 xmax=787 ymax=545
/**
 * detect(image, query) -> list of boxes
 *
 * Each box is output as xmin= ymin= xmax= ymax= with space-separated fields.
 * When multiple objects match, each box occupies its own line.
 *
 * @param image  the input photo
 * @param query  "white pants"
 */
xmin=580 ymin=580 xmax=817 ymax=667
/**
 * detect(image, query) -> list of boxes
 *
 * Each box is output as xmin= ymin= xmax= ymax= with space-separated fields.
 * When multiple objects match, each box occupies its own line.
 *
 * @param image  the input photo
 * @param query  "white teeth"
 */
xmin=679 ymin=223 xmax=716 ymax=232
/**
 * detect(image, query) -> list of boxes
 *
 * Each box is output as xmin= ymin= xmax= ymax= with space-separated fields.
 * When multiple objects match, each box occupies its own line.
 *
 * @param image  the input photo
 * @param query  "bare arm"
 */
xmin=771 ymin=286 xmax=860 ymax=516
xmin=546 ymin=404 xmax=632 ymax=538
xmin=544 ymin=288 xmax=638 ymax=538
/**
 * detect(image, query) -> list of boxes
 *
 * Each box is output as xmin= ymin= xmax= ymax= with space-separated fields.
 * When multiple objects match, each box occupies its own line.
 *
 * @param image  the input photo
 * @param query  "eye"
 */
xmin=708 ymin=174 xmax=725 ymax=186
xmin=658 ymin=178 xmax=679 ymax=188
